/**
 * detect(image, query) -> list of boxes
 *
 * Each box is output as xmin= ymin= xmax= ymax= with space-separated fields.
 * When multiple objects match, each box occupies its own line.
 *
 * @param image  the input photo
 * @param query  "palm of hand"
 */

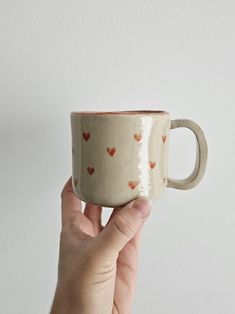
xmin=58 ymin=178 xmax=141 ymax=314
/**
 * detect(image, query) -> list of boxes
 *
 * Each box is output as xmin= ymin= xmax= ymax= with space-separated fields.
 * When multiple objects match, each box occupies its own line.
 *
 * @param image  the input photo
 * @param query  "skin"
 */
xmin=50 ymin=177 xmax=152 ymax=314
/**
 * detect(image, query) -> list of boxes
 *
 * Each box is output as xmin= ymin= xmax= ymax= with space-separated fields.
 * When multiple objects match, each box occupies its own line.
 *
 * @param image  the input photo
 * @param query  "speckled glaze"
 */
xmin=70 ymin=111 xmax=208 ymax=207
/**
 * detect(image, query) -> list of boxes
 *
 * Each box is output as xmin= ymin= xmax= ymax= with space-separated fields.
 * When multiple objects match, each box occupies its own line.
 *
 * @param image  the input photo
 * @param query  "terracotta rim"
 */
xmin=71 ymin=110 xmax=169 ymax=116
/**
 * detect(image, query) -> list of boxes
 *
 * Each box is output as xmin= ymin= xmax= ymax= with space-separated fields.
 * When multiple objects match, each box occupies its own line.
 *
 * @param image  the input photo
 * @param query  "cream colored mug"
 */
xmin=70 ymin=110 xmax=208 ymax=207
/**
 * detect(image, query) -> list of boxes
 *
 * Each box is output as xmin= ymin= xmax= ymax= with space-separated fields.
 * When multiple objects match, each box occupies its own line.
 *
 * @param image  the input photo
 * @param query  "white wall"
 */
xmin=0 ymin=1 xmax=234 ymax=313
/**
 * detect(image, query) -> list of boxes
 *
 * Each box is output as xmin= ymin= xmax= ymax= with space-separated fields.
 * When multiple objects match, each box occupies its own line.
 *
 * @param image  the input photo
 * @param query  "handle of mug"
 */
xmin=167 ymin=119 xmax=208 ymax=190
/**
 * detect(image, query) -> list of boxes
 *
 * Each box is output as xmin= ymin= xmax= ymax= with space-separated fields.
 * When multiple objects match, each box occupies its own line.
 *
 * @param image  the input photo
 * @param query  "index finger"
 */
xmin=61 ymin=176 xmax=82 ymax=227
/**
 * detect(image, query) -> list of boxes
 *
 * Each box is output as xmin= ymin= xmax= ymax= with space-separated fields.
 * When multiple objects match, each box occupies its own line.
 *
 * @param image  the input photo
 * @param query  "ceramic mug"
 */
xmin=70 ymin=110 xmax=208 ymax=207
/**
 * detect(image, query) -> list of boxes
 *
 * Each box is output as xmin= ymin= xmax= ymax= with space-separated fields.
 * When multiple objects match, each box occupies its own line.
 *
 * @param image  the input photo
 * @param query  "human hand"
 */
xmin=50 ymin=177 xmax=152 ymax=314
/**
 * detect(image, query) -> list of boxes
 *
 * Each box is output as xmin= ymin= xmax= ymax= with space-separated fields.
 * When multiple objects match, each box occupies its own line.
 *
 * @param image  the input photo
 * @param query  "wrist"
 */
xmin=50 ymin=280 xmax=81 ymax=314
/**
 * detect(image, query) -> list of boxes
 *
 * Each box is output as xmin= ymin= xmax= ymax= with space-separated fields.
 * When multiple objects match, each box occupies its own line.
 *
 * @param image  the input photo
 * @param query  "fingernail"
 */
xmin=132 ymin=197 xmax=152 ymax=218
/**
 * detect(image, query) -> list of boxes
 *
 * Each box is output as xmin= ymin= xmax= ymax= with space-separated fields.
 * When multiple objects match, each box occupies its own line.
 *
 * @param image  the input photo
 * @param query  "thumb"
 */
xmin=95 ymin=197 xmax=152 ymax=256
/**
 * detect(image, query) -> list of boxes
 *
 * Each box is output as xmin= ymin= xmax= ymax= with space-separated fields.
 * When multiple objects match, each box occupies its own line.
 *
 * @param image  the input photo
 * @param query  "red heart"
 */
xmin=107 ymin=147 xmax=116 ymax=157
xmin=87 ymin=167 xmax=95 ymax=175
xmin=162 ymin=135 xmax=167 ymax=143
xmin=149 ymin=161 xmax=156 ymax=169
xmin=128 ymin=181 xmax=139 ymax=190
xmin=83 ymin=132 xmax=90 ymax=141
xmin=134 ymin=133 xmax=142 ymax=142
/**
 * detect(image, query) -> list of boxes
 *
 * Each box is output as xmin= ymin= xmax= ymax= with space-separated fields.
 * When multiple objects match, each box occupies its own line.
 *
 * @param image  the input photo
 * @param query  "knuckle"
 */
xmin=113 ymin=214 xmax=135 ymax=238
xmin=60 ymin=227 xmax=70 ymax=240
xmin=60 ymin=221 xmax=78 ymax=237
xmin=60 ymin=189 xmax=65 ymax=199
xmin=62 ymin=221 xmax=82 ymax=236
xmin=60 ymin=187 xmax=70 ymax=200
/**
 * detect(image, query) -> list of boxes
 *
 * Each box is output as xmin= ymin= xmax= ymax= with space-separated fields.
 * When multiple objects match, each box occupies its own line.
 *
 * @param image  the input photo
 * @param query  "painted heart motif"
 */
xmin=107 ymin=147 xmax=116 ymax=157
xmin=149 ymin=161 xmax=156 ymax=169
xmin=87 ymin=167 xmax=95 ymax=175
xmin=128 ymin=181 xmax=139 ymax=190
xmin=73 ymin=178 xmax=78 ymax=187
xmin=83 ymin=132 xmax=90 ymax=141
xmin=162 ymin=135 xmax=167 ymax=143
xmin=134 ymin=133 xmax=142 ymax=142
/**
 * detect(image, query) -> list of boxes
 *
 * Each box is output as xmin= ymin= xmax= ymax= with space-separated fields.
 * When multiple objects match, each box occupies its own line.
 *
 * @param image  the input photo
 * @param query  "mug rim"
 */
xmin=71 ymin=110 xmax=169 ymax=116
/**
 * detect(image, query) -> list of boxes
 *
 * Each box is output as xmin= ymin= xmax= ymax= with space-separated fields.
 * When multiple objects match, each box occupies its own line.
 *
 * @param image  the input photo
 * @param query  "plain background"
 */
xmin=0 ymin=1 xmax=235 ymax=313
